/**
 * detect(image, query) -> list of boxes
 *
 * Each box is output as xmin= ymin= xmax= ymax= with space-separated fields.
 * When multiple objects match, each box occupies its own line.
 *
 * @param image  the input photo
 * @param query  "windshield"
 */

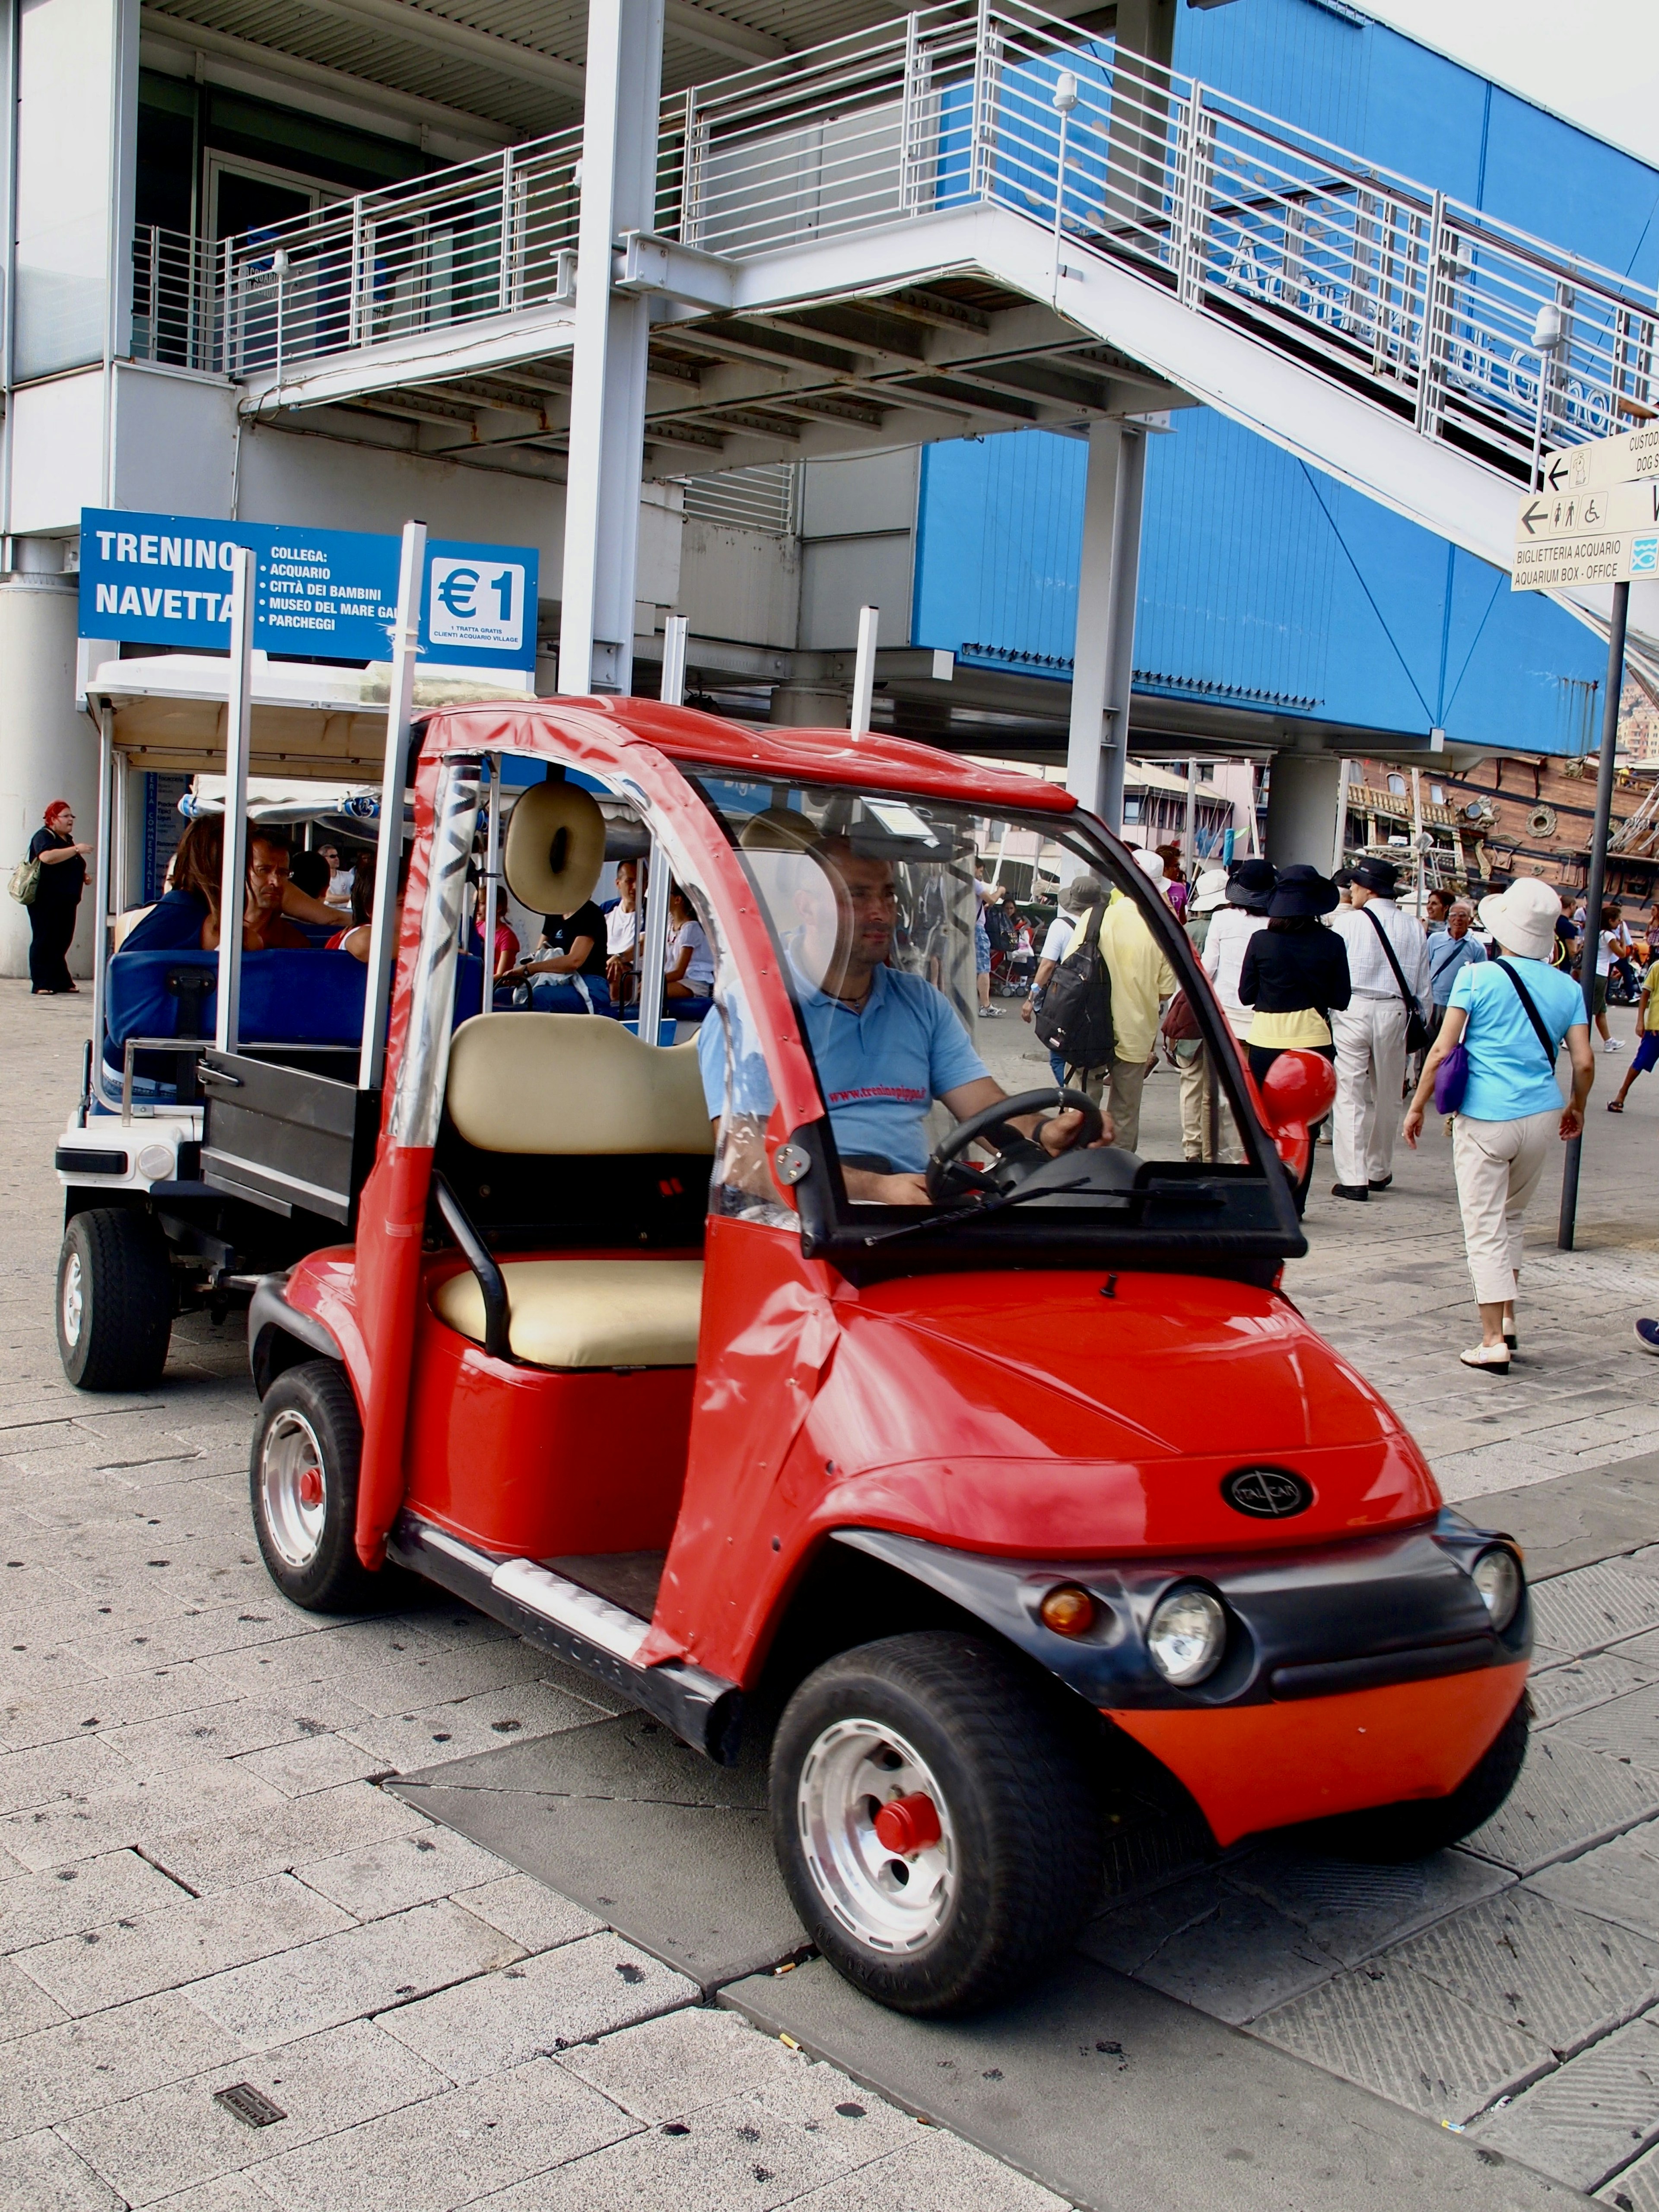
xmin=684 ymin=771 xmax=1301 ymax=1275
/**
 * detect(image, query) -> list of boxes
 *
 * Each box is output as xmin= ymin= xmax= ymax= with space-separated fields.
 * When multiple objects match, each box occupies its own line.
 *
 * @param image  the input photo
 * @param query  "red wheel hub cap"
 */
xmin=873 ymin=1791 xmax=942 ymax=1856
xmin=297 ymin=1467 xmax=324 ymax=1510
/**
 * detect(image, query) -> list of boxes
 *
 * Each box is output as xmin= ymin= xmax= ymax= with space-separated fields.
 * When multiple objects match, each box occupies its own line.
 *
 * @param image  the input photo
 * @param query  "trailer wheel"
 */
xmin=769 ymin=1630 xmax=1100 ymax=2017
xmin=1315 ymin=1692 xmax=1530 ymax=1861
xmin=250 ymin=1360 xmax=375 ymax=1612
xmin=56 ymin=1209 xmax=172 ymax=1390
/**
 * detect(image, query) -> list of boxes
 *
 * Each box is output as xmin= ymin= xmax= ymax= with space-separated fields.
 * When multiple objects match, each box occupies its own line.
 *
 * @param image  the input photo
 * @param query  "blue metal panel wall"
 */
xmin=911 ymin=416 xmax=1607 ymax=754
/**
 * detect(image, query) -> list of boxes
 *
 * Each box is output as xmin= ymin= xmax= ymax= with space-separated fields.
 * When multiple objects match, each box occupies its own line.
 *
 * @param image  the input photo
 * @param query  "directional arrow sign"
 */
xmin=1513 ymin=464 xmax=1659 ymax=591
xmin=1537 ymin=421 xmax=1659 ymax=497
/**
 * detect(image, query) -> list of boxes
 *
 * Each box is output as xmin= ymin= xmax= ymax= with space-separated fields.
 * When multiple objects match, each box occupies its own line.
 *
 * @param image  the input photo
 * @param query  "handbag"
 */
xmin=1362 ymin=905 xmax=1431 ymax=1053
xmin=7 ymin=855 xmax=39 ymax=906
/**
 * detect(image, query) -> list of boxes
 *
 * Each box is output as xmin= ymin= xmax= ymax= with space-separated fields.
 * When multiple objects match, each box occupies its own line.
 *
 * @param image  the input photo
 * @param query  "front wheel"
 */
xmin=57 ymin=1208 xmax=172 ymax=1390
xmin=1313 ymin=1692 xmax=1530 ymax=1861
xmin=250 ymin=1360 xmax=377 ymax=1612
xmin=769 ymin=1631 xmax=1101 ymax=2017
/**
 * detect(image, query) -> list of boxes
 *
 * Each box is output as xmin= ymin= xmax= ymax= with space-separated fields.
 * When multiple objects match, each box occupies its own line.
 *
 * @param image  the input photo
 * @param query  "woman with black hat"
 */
xmin=1237 ymin=865 xmax=1351 ymax=1213
xmin=1198 ymin=858 xmax=1275 ymax=1168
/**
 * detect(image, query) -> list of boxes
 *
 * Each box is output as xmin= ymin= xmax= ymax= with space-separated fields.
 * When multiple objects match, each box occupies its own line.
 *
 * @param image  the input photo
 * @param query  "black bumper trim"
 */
xmin=248 ymin=1274 xmax=345 ymax=1395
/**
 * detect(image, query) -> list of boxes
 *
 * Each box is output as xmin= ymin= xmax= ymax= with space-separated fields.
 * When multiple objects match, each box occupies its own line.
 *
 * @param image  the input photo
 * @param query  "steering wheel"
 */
xmin=926 ymin=1086 xmax=1105 ymax=1204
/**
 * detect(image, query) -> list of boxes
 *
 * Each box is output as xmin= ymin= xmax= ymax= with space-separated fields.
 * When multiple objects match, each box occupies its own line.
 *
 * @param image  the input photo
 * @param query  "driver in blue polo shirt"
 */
xmin=698 ymin=836 xmax=1108 ymax=1205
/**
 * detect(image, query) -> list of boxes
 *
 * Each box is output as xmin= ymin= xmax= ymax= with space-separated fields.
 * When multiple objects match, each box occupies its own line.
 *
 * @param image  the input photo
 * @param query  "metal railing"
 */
xmin=676 ymin=463 xmax=801 ymax=533
xmin=128 ymin=0 xmax=1658 ymax=488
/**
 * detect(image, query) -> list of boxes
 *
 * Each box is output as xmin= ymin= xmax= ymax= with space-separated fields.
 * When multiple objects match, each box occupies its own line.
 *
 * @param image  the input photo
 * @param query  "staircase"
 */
xmin=130 ymin=0 xmax=1659 ymax=672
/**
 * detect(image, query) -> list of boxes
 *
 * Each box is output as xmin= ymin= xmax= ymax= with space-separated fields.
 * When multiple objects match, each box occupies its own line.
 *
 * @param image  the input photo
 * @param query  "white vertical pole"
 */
xmin=480 ymin=753 xmax=502 ymax=1017
xmin=635 ymin=836 xmax=671 ymax=1046
xmin=110 ymin=751 xmax=129 ymax=916
xmin=660 ymin=612 xmax=688 ymax=705
xmin=1332 ymin=756 xmax=1352 ymax=873
xmin=214 ymin=546 xmax=255 ymax=1057
xmin=89 ymin=709 xmax=114 ymax=1103
xmin=1410 ymin=764 xmax=1426 ymax=916
xmin=1184 ymin=754 xmax=1198 ymax=869
xmin=850 ymin=604 xmax=879 ymax=734
xmin=1066 ymin=420 xmax=1146 ymax=831
xmin=359 ymin=519 xmax=426 ymax=1091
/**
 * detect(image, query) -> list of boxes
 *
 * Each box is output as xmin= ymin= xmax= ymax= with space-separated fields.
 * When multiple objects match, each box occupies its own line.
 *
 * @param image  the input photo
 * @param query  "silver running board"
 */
xmin=491 ymin=1557 xmax=650 ymax=1663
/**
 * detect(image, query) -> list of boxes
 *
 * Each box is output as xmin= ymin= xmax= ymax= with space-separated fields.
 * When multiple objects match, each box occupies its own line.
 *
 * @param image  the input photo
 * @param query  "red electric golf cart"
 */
xmin=245 ymin=697 xmax=1531 ymax=2017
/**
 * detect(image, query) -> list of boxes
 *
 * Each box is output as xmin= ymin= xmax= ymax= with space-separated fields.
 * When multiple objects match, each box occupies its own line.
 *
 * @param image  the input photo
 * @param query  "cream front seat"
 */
xmin=436 ymin=1013 xmax=714 ymax=1369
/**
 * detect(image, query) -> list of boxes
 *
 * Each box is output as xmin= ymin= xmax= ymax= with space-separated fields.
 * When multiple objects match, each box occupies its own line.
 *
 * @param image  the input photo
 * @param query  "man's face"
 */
xmin=320 ymin=845 xmax=339 ymax=870
xmin=1447 ymin=908 xmax=1469 ymax=939
xmin=616 ymin=862 xmax=637 ymax=905
xmin=801 ymin=852 xmax=898 ymax=973
xmin=248 ymin=840 xmax=290 ymax=915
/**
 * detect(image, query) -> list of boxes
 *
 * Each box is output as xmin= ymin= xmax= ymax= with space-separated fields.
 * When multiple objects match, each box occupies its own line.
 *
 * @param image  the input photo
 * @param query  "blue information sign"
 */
xmin=78 ymin=509 xmax=539 ymax=671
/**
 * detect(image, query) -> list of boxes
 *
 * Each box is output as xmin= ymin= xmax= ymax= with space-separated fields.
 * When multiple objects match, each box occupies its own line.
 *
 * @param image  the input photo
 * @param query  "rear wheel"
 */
xmin=1315 ymin=1693 xmax=1530 ymax=1861
xmin=769 ymin=1631 xmax=1100 ymax=2017
xmin=250 ymin=1360 xmax=376 ymax=1612
xmin=56 ymin=1208 xmax=172 ymax=1390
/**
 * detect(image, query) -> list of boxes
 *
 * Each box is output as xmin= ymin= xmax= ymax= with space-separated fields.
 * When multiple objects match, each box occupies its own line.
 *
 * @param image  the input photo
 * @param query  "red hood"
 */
xmin=804 ymin=1270 xmax=1440 ymax=1556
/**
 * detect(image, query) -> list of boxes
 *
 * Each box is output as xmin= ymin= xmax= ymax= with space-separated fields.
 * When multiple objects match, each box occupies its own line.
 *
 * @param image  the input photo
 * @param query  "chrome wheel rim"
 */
xmin=60 ymin=1252 xmax=84 ymax=1348
xmin=259 ymin=1409 xmax=327 ymax=1569
xmin=796 ymin=1718 xmax=956 ymax=1954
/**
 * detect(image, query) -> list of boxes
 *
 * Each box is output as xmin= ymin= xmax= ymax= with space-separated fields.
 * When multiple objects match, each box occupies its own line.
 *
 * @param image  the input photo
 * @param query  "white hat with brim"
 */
xmin=1192 ymin=868 xmax=1230 ymax=914
xmin=1132 ymin=847 xmax=1166 ymax=882
xmin=1477 ymin=877 xmax=1560 ymax=964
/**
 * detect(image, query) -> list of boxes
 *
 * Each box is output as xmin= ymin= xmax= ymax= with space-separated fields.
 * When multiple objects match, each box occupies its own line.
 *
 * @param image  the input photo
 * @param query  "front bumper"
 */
xmin=836 ymin=1512 xmax=1529 ymax=1845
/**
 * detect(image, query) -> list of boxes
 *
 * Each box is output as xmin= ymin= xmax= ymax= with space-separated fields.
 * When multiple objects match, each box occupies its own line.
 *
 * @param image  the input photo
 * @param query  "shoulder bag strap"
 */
xmin=1494 ymin=959 xmax=1560 ymax=1068
xmin=1362 ymin=902 xmax=1417 ymax=1015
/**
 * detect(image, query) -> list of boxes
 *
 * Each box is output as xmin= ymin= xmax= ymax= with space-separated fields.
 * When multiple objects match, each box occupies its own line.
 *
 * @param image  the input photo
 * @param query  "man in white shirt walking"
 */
xmin=1327 ymin=855 xmax=1433 ymax=1201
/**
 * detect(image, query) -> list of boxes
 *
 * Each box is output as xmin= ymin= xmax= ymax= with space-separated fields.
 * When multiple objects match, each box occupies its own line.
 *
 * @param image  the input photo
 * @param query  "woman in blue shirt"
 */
xmin=1403 ymin=878 xmax=1593 ymax=1375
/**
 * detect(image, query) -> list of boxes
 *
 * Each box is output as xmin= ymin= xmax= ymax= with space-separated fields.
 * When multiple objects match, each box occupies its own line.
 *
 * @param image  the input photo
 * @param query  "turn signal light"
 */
xmin=1039 ymin=1584 xmax=1095 ymax=1636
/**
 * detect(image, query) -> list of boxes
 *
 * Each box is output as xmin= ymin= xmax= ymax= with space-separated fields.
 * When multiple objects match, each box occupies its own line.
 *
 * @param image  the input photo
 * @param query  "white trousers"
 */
xmin=1452 ymin=1109 xmax=1557 ymax=1306
xmin=1331 ymin=998 xmax=1408 ymax=1186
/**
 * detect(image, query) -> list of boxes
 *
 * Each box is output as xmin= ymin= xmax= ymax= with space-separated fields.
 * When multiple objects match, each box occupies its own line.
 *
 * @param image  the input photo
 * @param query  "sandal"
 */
xmin=1609 ymin=1099 xmax=1625 ymax=1112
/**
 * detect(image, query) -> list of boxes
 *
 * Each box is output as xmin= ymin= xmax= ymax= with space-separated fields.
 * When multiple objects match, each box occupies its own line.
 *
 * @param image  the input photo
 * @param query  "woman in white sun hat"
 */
xmin=1404 ymin=877 xmax=1594 ymax=1375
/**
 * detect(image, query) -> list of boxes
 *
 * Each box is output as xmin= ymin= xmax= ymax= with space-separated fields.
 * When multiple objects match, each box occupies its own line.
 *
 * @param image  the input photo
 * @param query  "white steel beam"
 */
xmin=664 ymin=2 xmax=783 ymax=65
xmin=274 ymin=0 xmax=585 ymax=93
xmin=1066 ymin=421 xmax=1146 ymax=833
xmin=560 ymin=0 xmax=666 ymax=696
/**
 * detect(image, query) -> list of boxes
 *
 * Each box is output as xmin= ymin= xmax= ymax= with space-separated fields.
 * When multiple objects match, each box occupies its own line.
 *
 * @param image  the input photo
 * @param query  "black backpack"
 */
xmin=1033 ymin=904 xmax=1116 ymax=1069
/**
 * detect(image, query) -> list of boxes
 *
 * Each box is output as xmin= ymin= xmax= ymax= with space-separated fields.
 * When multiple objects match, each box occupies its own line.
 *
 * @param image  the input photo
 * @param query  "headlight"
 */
xmin=1146 ymin=1584 xmax=1227 ymax=1686
xmin=137 ymin=1143 xmax=174 ymax=1181
xmin=1472 ymin=1547 xmax=1522 ymax=1631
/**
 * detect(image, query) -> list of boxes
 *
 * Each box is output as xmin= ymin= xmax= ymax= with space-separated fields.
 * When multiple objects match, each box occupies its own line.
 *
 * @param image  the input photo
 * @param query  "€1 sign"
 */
xmin=428 ymin=556 xmax=527 ymax=655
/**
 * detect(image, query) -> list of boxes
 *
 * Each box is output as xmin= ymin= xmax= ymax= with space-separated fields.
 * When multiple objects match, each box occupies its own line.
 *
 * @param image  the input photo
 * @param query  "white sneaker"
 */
xmin=1604 ymin=1038 xmax=1622 ymax=1052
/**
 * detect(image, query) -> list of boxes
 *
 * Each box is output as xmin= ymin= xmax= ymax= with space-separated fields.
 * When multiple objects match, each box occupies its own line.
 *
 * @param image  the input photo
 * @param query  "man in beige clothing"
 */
xmin=1065 ymin=854 xmax=1179 ymax=1153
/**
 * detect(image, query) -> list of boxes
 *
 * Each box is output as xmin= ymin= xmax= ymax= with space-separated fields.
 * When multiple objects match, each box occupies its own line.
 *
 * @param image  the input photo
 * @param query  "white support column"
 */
xmin=559 ymin=0 xmax=666 ymax=698
xmin=1265 ymin=750 xmax=1344 ymax=869
xmin=359 ymin=519 xmax=426 ymax=1092
xmin=213 ymin=547 xmax=255 ymax=1057
xmin=1065 ymin=420 xmax=1147 ymax=830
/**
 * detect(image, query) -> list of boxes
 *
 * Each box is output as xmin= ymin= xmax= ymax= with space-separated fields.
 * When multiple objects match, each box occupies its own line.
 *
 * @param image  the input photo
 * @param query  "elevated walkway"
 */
xmin=134 ymin=0 xmax=1659 ymax=674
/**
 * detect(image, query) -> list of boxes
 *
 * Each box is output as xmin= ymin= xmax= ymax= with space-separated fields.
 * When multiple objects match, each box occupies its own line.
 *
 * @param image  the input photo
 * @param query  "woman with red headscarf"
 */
xmin=26 ymin=800 xmax=91 ymax=994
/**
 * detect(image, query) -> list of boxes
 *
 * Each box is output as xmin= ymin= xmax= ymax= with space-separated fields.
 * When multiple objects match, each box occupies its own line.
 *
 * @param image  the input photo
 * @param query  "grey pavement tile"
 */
xmin=1532 ymin=1565 xmax=1659 ymax=1660
xmin=468 ymin=2068 xmax=910 ymax=2212
xmin=1223 ymin=1844 xmax=1510 ymax=1965
xmin=338 ymin=1678 xmax=610 ymax=1768
xmin=0 ymin=1761 xmax=291 ymax=1872
xmin=16 ymin=1872 xmax=355 ymax=2017
xmin=1560 ymin=1685 xmax=1659 ymax=1775
xmin=0 ymin=2128 xmax=122 ymax=2209
xmin=1474 ymin=2015 xmax=1659 ymax=2190
xmin=1462 ymin=1733 xmax=1659 ymax=1873
xmin=1602 ymin=2140 xmax=1659 ymax=2209
xmin=229 ymin=1731 xmax=387 ymax=1799
xmin=138 ymin=2175 xmax=278 ymax=2212
xmin=1533 ymin=1656 xmax=1659 ymax=1729
xmin=143 ymin=1782 xmax=432 ymax=1894
xmin=0 ymin=1948 xmax=71 ymax=2039
xmin=0 ymin=1988 xmax=248 ymax=2136
xmin=199 ymin=1623 xmax=550 ymax=1719
xmin=0 ymin=1847 xmax=185 ymax=1952
xmin=1533 ymin=1829 xmax=1659 ymax=1942
xmin=1 ymin=1666 xmax=238 ymax=1755
xmin=245 ymin=2056 xmax=636 ymax=2212
xmin=60 ymin=2018 xmax=450 ymax=2208
xmin=1385 ymin=1886 xmax=1659 ymax=2053
xmin=1077 ymin=1868 xmax=1338 ymax=2025
xmin=782 ymin=2130 xmax=1072 ymax=2212
xmin=378 ymin=1932 xmax=696 ymax=2082
xmin=1251 ymin=1957 xmax=1556 ymax=2123
xmin=454 ymin=1872 xmax=603 ymax=1955
xmin=0 ymin=1643 xmax=111 ymax=1698
xmin=185 ymin=1896 xmax=524 ymax=2050
xmin=556 ymin=2004 xmax=824 ymax=2124
xmin=295 ymin=1827 xmax=515 ymax=1923
xmin=0 ymin=1733 xmax=132 ymax=1817
xmin=99 ymin=1687 xmax=374 ymax=1773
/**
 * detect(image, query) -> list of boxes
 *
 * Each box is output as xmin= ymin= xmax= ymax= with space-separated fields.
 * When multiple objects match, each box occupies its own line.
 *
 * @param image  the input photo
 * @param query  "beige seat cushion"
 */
xmin=432 ymin=1258 xmax=705 ymax=1368
xmin=447 ymin=1014 xmax=715 ymax=1156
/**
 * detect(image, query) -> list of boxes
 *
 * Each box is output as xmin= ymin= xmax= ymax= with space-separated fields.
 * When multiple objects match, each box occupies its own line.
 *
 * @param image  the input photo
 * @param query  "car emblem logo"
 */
xmin=1222 ymin=1467 xmax=1313 ymax=1519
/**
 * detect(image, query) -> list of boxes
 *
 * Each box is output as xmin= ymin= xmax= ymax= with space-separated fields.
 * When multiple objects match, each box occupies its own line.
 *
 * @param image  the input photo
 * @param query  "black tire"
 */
xmin=1313 ymin=1692 xmax=1530 ymax=1861
xmin=56 ymin=1208 xmax=172 ymax=1390
xmin=769 ymin=1630 xmax=1101 ymax=2017
xmin=249 ymin=1359 xmax=378 ymax=1612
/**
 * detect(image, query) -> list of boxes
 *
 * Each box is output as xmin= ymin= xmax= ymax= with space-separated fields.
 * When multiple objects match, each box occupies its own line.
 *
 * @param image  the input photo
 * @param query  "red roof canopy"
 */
xmin=423 ymin=695 xmax=1077 ymax=817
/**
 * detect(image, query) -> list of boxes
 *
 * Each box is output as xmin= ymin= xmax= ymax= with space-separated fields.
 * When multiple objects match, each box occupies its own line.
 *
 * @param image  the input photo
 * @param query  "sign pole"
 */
xmin=359 ymin=519 xmax=426 ymax=1093
xmin=213 ymin=546 xmax=256 ymax=1058
xmin=1558 ymin=578 xmax=1629 ymax=1250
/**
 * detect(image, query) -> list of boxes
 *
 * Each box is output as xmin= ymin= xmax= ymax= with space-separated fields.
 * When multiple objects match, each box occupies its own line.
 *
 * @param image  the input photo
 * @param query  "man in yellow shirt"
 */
xmin=1065 ymin=857 xmax=1179 ymax=1153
